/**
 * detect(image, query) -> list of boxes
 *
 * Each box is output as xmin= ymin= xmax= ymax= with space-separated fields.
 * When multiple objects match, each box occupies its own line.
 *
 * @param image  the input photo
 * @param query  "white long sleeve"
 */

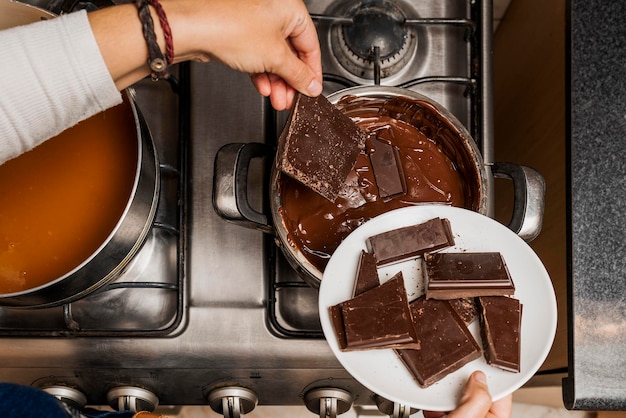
xmin=0 ymin=10 xmax=122 ymax=165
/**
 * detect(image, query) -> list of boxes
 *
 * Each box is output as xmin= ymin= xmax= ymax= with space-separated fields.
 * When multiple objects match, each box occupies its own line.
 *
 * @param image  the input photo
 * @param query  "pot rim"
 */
xmin=271 ymin=86 xmax=489 ymax=287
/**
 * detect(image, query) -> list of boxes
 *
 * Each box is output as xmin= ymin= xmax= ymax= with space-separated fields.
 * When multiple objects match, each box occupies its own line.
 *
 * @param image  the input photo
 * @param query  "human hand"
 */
xmin=422 ymin=371 xmax=512 ymax=418
xmin=89 ymin=0 xmax=322 ymax=110
xmin=168 ymin=0 xmax=323 ymax=110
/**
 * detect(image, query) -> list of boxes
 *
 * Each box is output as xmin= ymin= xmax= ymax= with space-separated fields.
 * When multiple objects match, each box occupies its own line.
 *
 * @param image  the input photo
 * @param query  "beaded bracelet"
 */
xmin=135 ymin=0 xmax=171 ymax=80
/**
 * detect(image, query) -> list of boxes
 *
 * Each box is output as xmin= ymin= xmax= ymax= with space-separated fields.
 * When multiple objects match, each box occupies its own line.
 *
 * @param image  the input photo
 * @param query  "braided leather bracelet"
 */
xmin=147 ymin=0 xmax=174 ymax=65
xmin=135 ymin=0 xmax=169 ymax=80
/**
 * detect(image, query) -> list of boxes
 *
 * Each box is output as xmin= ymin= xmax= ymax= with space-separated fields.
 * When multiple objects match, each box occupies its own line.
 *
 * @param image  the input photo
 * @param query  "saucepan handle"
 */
xmin=492 ymin=162 xmax=546 ymax=242
xmin=212 ymin=142 xmax=275 ymax=234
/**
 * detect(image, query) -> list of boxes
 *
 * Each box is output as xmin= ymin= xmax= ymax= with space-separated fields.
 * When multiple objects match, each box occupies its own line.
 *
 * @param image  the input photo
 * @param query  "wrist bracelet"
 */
xmin=135 ymin=0 xmax=169 ymax=80
xmin=147 ymin=0 xmax=174 ymax=65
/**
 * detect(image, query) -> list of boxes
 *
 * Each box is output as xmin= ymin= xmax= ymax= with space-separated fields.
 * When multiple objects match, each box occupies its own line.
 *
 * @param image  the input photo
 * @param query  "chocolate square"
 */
xmin=424 ymin=252 xmax=515 ymax=299
xmin=368 ymin=135 xmax=406 ymax=201
xmin=448 ymin=297 xmax=479 ymax=326
xmin=330 ymin=272 xmax=420 ymax=351
xmin=276 ymin=93 xmax=368 ymax=201
xmin=478 ymin=296 xmax=522 ymax=372
xmin=366 ymin=217 xmax=455 ymax=267
xmin=353 ymin=250 xmax=380 ymax=296
xmin=396 ymin=297 xmax=482 ymax=388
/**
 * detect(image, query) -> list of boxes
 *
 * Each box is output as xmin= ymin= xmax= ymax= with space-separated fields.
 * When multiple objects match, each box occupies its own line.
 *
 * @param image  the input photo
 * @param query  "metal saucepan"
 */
xmin=213 ymin=86 xmax=545 ymax=288
xmin=0 ymin=0 xmax=160 ymax=307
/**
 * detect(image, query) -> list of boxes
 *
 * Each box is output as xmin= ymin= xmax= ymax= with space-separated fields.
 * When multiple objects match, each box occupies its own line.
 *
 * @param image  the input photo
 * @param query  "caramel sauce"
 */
xmin=279 ymin=96 xmax=480 ymax=273
xmin=0 ymin=100 xmax=138 ymax=294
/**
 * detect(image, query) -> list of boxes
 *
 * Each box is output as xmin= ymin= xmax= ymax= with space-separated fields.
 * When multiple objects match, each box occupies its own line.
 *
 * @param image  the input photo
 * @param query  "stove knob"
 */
xmin=107 ymin=386 xmax=159 ymax=412
xmin=373 ymin=394 xmax=418 ymax=418
xmin=207 ymin=386 xmax=258 ymax=418
xmin=303 ymin=388 xmax=353 ymax=418
xmin=42 ymin=385 xmax=87 ymax=410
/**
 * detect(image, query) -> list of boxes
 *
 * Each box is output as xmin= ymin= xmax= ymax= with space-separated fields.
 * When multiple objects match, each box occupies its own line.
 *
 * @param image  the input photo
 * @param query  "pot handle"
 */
xmin=212 ymin=142 xmax=275 ymax=234
xmin=492 ymin=162 xmax=546 ymax=242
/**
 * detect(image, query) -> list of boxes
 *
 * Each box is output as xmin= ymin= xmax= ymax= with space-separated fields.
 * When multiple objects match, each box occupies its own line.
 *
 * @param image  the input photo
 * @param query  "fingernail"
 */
xmin=307 ymin=79 xmax=323 ymax=96
xmin=474 ymin=370 xmax=487 ymax=384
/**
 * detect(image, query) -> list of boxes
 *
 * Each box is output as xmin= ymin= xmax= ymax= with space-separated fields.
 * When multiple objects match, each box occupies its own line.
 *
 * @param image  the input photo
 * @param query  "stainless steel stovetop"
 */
xmin=0 ymin=0 xmax=499 ymax=415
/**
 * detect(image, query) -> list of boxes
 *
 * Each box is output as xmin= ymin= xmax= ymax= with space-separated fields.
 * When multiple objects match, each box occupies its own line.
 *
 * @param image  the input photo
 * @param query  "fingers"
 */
xmin=421 ymin=371 xmax=513 ymax=418
xmin=490 ymin=393 xmax=513 ymax=418
xmin=259 ymin=34 xmax=322 ymax=109
xmin=253 ymin=3 xmax=322 ymax=109
xmin=446 ymin=371 xmax=493 ymax=418
xmin=250 ymin=73 xmax=272 ymax=97
xmin=263 ymin=43 xmax=322 ymax=109
xmin=250 ymin=73 xmax=295 ymax=110
xmin=195 ymin=0 xmax=323 ymax=110
xmin=284 ymin=11 xmax=323 ymax=93
xmin=266 ymin=75 xmax=290 ymax=111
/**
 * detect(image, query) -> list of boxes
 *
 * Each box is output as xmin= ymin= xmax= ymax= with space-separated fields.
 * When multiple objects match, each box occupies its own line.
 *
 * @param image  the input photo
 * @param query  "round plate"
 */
xmin=319 ymin=205 xmax=557 ymax=411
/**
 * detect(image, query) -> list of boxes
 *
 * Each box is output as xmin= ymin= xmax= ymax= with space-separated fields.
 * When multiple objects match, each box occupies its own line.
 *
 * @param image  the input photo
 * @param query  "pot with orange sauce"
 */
xmin=0 ymin=1 xmax=160 ymax=307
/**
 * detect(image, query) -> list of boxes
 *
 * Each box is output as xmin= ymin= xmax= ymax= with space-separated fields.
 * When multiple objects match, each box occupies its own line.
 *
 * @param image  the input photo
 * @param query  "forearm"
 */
xmin=87 ymin=1 xmax=209 ymax=90
xmin=88 ymin=0 xmax=322 ymax=104
xmin=0 ymin=10 xmax=121 ymax=164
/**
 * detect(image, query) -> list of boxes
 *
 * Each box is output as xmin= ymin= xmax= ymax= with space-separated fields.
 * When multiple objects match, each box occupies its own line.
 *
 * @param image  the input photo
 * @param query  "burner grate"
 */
xmin=0 ymin=65 xmax=190 ymax=338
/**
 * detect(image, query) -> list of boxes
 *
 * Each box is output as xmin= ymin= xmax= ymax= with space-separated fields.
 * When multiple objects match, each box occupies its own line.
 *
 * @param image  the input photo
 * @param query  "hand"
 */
xmin=88 ymin=0 xmax=323 ymax=110
xmin=172 ymin=0 xmax=322 ymax=110
xmin=422 ymin=371 xmax=513 ymax=418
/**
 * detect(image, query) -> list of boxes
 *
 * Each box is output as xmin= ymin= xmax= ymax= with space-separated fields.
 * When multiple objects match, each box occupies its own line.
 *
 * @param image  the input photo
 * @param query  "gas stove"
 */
xmin=0 ymin=0 xmax=521 ymax=416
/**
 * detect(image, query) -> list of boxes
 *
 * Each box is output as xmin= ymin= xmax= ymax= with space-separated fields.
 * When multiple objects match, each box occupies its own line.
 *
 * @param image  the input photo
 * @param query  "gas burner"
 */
xmin=331 ymin=0 xmax=417 ymax=81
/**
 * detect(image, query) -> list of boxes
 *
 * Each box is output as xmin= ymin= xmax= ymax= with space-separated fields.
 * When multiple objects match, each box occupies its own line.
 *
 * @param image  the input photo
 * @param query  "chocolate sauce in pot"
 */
xmin=278 ymin=95 xmax=481 ymax=273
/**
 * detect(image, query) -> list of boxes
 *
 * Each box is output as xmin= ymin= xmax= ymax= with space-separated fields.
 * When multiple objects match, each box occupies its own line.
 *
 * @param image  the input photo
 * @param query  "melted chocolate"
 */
xmin=278 ymin=95 xmax=481 ymax=272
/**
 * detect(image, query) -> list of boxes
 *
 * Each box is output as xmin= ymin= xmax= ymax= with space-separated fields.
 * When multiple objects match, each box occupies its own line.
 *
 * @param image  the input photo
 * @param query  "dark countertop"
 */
xmin=563 ymin=0 xmax=626 ymax=411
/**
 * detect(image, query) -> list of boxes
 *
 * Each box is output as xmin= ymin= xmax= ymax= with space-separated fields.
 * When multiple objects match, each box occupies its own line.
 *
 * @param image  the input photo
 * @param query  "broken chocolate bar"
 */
xmin=330 ymin=272 xmax=420 ymax=351
xmin=424 ymin=252 xmax=515 ymax=299
xmin=329 ymin=304 xmax=348 ymax=350
xmin=478 ymin=296 xmax=522 ymax=373
xmin=366 ymin=217 xmax=455 ymax=267
xmin=448 ymin=297 xmax=479 ymax=326
xmin=368 ymin=135 xmax=406 ymax=201
xmin=276 ymin=93 xmax=368 ymax=201
xmin=396 ymin=297 xmax=482 ymax=388
xmin=353 ymin=250 xmax=380 ymax=296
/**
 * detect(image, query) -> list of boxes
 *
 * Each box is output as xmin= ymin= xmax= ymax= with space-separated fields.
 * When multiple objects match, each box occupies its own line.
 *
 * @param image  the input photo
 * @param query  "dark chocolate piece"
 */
xmin=424 ymin=252 xmax=515 ymax=299
xmin=448 ymin=298 xmax=479 ymax=326
xmin=331 ymin=272 xmax=420 ymax=351
xmin=276 ymin=93 xmax=368 ymax=201
xmin=368 ymin=135 xmax=406 ymax=201
xmin=396 ymin=297 xmax=482 ymax=388
xmin=478 ymin=296 xmax=522 ymax=373
xmin=329 ymin=304 xmax=347 ymax=350
xmin=353 ymin=250 xmax=380 ymax=296
xmin=366 ymin=217 xmax=455 ymax=267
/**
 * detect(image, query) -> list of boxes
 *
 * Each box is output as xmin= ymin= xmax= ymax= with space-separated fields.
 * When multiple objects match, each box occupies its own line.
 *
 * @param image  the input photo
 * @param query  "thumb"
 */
xmin=271 ymin=44 xmax=323 ymax=97
xmin=447 ymin=371 xmax=493 ymax=418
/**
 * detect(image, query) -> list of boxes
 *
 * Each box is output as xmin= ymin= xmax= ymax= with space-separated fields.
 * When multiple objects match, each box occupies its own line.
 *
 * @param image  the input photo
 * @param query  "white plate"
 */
xmin=319 ymin=205 xmax=557 ymax=411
